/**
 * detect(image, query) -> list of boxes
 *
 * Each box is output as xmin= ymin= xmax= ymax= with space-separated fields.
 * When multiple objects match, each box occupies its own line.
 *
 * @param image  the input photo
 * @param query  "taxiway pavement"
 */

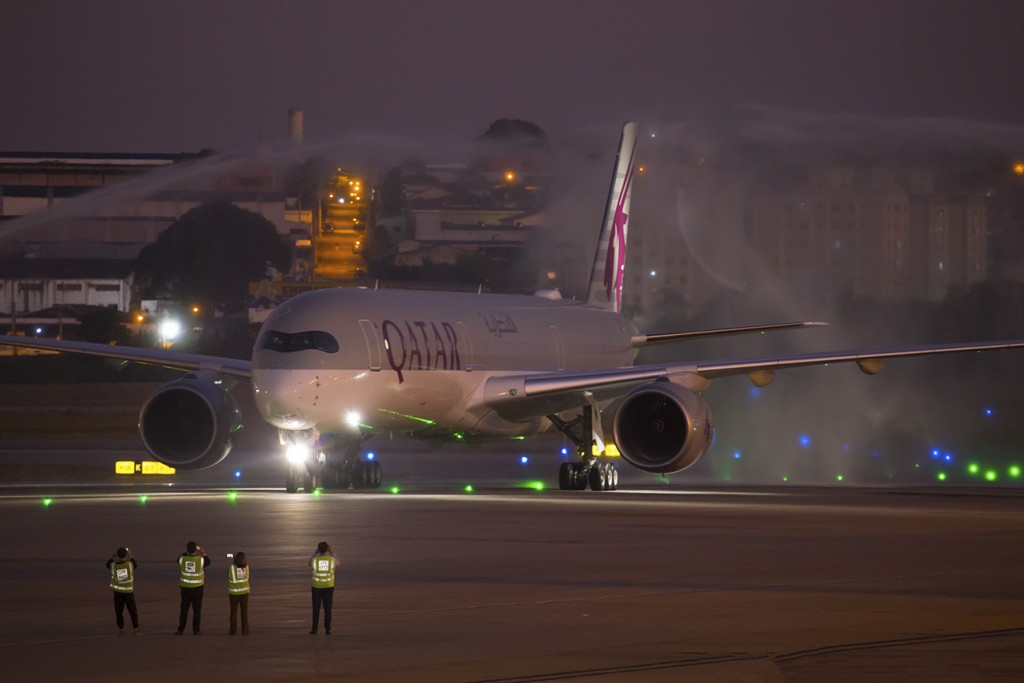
xmin=0 ymin=451 xmax=1022 ymax=682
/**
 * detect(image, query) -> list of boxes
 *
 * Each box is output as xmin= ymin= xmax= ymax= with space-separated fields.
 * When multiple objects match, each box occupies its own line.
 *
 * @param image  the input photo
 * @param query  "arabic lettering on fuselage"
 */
xmin=480 ymin=312 xmax=518 ymax=337
xmin=381 ymin=319 xmax=461 ymax=383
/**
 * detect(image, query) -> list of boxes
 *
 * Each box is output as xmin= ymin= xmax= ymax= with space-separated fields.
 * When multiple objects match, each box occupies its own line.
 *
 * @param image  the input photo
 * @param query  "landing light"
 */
xmin=285 ymin=444 xmax=310 ymax=463
xmin=345 ymin=411 xmax=362 ymax=428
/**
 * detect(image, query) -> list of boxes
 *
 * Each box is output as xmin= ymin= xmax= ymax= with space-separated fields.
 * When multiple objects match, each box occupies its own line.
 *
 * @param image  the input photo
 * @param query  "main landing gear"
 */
xmin=549 ymin=403 xmax=618 ymax=492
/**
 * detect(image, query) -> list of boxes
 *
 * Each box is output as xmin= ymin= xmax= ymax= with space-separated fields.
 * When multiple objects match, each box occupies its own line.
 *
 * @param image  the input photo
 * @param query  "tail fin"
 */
xmin=585 ymin=121 xmax=639 ymax=313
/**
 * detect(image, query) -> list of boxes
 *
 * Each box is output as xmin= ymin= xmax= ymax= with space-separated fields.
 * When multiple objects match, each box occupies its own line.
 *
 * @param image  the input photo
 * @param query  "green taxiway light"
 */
xmin=464 ymin=484 xmax=474 ymax=493
xmin=937 ymin=472 xmax=947 ymax=482
xmin=968 ymin=463 xmax=980 ymax=475
xmin=985 ymin=470 xmax=998 ymax=482
xmin=312 ymin=489 xmax=322 ymax=497
xmin=1009 ymin=465 xmax=1021 ymax=479
xmin=42 ymin=498 xmax=53 ymax=507
xmin=390 ymin=486 xmax=400 ymax=494
xmin=139 ymin=495 xmax=149 ymax=505
xmin=227 ymin=491 xmax=239 ymax=501
xmin=782 ymin=476 xmax=789 ymax=483
xmin=836 ymin=474 xmax=844 ymax=482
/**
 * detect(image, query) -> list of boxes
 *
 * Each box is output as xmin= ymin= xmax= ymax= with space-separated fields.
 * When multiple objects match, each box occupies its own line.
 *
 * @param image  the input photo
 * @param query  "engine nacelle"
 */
xmin=138 ymin=372 xmax=242 ymax=470
xmin=605 ymin=381 xmax=714 ymax=474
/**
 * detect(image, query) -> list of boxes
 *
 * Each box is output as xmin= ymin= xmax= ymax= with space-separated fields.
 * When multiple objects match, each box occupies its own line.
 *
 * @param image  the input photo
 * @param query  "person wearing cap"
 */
xmin=105 ymin=546 xmax=140 ymax=635
xmin=227 ymin=551 xmax=250 ymax=635
xmin=309 ymin=541 xmax=336 ymax=635
xmin=176 ymin=540 xmax=210 ymax=635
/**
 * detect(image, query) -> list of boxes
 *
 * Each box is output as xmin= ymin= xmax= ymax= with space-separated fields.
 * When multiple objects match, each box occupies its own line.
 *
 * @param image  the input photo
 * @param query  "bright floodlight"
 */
xmin=345 ymin=411 xmax=362 ymax=427
xmin=160 ymin=318 xmax=182 ymax=341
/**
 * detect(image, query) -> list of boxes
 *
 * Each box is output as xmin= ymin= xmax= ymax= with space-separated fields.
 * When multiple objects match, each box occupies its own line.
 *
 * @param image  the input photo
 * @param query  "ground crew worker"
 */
xmin=309 ymin=541 xmax=336 ymax=635
xmin=105 ymin=546 xmax=140 ymax=635
xmin=176 ymin=540 xmax=209 ymax=635
xmin=227 ymin=551 xmax=250 ymax=635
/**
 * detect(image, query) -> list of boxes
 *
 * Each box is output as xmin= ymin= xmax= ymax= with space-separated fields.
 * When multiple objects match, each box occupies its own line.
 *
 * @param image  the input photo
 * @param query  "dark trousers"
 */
xmin=113 ymin=592 xmax=139 ymax=629
xmin=178 ymin=586 xmax=204 ymax=633
xmin=311 ymin=586 xmax=334 ymax=632
xmin=229 ymin=594 xmax=249 ymax=635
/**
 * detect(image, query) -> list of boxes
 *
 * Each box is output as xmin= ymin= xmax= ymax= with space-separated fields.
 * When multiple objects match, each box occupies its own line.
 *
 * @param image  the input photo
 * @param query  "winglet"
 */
xmin=585 ymin=122 xmax=639 ymax=313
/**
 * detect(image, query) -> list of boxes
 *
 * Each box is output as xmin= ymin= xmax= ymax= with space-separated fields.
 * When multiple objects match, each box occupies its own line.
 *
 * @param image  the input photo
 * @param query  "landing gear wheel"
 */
xmin=351 ymin=462 xmax=369 ymax=489
xmin=335 ymin=464 xmax=351 ymax=490
xmin=589 ymin=464 xmax=607 ymax=491
xmin=573 ymin=463 xmax=587 ymax=490
xmin=558 ymin=462 xmax=575 ymax=490
xmin=608 ymin=464 xmax=619 ymax=490
xmin=369 ymin=461 xmax=382 ymax=489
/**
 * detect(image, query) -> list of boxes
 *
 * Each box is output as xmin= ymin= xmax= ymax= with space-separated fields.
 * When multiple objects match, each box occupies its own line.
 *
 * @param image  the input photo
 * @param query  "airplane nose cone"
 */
xmin=252 ymin=368 xmax=315 ymax=430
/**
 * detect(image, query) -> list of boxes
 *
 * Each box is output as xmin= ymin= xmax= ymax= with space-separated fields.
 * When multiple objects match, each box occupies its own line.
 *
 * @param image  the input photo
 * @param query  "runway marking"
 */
xmin=467 ymin=627 xmax=1024 ymax=682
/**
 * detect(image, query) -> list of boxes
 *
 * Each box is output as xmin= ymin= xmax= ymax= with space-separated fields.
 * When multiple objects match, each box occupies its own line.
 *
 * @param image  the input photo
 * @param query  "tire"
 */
xmin=573 ymin=464 xmax=588 ymax=490
xmin=336 ymin=465 xmax=351 ymax=490
xmin=609 ymin=465 xmax=619 ymax=490
xmin=370 ymin=461 xmax=382 ymax=488
xmin=558 ymin=462 xmax=575 ymax=490
xmin=589 ymin=465 xmax=606 ymax=491
xmin=352 ymin=462 xmax=368 ymax=489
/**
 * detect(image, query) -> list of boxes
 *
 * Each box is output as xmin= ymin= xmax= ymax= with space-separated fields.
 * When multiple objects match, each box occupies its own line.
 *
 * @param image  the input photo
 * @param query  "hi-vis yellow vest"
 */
xmin=179 ymin=554 xmax=204 ymax=587
xmin=228 ymin=565 xmax=250 ymax=595
xmin=110 ymin=560 xmax=134 ymax=593
xmin=311 ymin=554 xmax=336 ymax=588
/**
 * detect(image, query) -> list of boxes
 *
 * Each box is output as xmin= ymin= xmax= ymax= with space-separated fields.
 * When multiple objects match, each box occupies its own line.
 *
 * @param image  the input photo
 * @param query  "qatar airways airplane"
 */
xmin=3 ymin=122 xmax=1024 ymax=492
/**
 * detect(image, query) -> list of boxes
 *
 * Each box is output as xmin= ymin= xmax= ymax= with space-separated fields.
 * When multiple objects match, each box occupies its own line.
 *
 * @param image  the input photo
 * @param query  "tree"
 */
xmin=135 ymin=201 xmax=292 ymax=304
xmin=478 ymin=119 xmax=547 ymax=145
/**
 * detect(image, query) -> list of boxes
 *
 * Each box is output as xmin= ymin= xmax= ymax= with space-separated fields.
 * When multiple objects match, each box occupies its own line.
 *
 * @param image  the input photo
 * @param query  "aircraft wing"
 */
xmin=632 ymin=321 xmax=827 ymax=347
xmin=0 ymin=335 xmax=252 ymax=378
xmin=483 ymin=339 xmax=1024 ymax=418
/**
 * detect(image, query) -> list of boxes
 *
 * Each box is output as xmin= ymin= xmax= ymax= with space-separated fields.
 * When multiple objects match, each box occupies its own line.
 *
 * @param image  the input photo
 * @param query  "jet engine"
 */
xmin=138 ymin=372 xmax=242 ymax=470
xmin=605 ymin=381 xmax=714 ymax=474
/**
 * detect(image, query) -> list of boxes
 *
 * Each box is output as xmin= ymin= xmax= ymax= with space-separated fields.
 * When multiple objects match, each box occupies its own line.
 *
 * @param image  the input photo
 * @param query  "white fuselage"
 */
xmin=251 ymin=288 xmax=640 ymax=438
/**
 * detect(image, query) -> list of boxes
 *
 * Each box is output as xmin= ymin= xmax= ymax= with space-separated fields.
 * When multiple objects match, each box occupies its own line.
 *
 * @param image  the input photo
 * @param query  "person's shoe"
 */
xmin=194 ymin=631 xmax=202 ymax=636
xmin=134 ymin=629 xmax=141 ymax=636
xmin=325 ymin=630 xmax=331 ymax=635
xmin=175 ymin=629 xmax=184 ymax=636
xmin=118 ymin=628 xmax=124 ymax=635
xmin=309 ymin=629 xmax=317 ymax=635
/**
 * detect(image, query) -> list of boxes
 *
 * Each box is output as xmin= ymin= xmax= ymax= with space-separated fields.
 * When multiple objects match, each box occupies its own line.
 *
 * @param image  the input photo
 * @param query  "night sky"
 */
xmin=3 ymin=1 xmax=1024 ymax=153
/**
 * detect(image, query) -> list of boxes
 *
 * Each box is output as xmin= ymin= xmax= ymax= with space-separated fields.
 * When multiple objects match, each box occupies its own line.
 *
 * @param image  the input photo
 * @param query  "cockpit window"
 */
xmin=258 ymin=330 xmax=339 ymax=354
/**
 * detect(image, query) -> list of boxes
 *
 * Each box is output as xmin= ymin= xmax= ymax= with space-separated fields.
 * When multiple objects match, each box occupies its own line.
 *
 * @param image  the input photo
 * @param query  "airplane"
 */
xmin=3 ymin=121 xmax=1024 ymax=493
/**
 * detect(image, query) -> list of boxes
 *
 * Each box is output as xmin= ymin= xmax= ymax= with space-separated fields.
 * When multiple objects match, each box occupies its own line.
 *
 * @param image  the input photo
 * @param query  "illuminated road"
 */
xmin=1 ymin=459 xmax=1022 ymax=682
